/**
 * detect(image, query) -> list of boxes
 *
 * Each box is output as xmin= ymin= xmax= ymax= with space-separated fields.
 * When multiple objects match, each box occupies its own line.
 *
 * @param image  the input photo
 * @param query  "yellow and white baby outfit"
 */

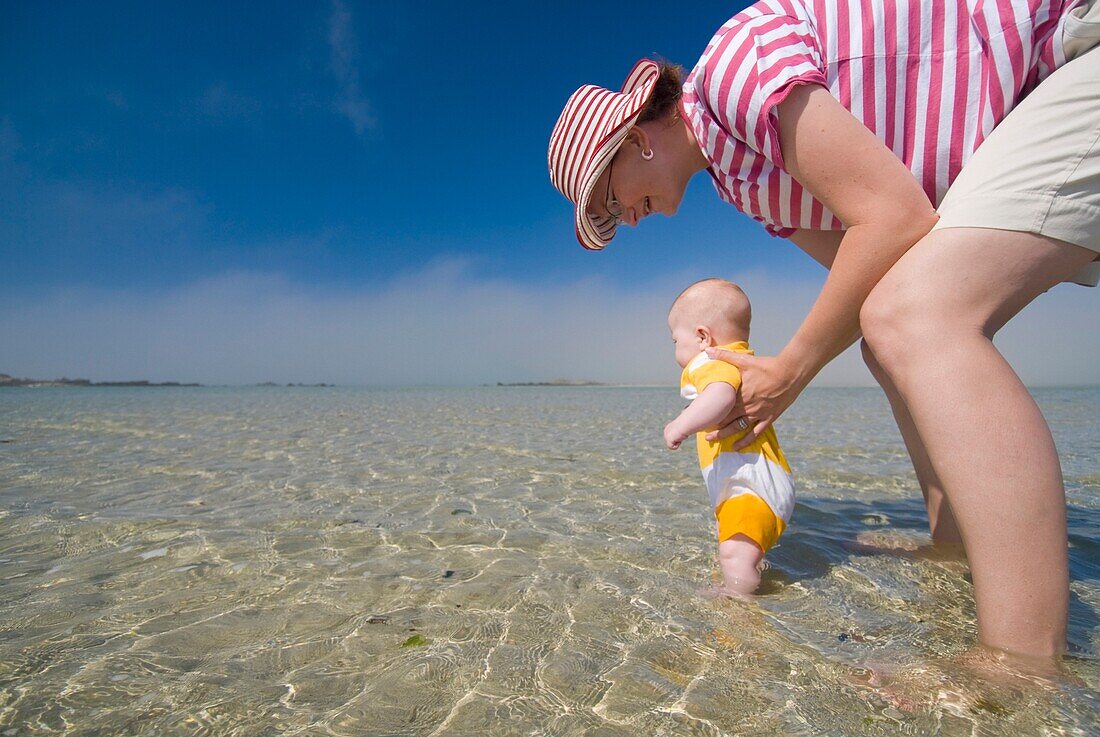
xmin=680 ymin=341 xmax=795 ymax=552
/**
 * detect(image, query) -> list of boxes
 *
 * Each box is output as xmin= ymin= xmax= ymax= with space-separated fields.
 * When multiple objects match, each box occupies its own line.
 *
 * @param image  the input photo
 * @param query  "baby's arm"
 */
xmin=664 ymin=382 xmax=738 ymax=450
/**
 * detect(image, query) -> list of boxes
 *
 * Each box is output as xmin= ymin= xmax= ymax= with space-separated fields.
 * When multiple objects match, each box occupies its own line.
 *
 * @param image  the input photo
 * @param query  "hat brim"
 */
xmin=573 ymin=60 xmax=660 ymax=251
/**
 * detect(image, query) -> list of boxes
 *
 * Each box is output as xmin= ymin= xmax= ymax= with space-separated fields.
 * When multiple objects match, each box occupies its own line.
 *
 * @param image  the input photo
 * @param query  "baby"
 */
xmin=663 ymin=278 xmax=795 ymax=594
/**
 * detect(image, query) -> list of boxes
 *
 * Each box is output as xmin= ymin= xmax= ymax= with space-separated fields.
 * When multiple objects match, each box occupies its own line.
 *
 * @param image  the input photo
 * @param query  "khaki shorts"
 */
xmin=933 ymin=0 xmax=1100 ymax=287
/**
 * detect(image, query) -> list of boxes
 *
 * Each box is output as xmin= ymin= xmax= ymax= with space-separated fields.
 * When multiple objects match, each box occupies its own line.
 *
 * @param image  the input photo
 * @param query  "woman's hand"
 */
xmin=703 ymin=349 xmax=803 ymax=449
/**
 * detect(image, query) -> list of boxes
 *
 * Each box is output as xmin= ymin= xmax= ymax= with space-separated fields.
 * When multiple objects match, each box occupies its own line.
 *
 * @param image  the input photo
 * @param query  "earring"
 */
xmin=642 ymin=148 xmax=654 ymax=161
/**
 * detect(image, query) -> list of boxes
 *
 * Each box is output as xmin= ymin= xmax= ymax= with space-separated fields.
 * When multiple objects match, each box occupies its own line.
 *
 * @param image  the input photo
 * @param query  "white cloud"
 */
xmin=327 ymin=0 xmax=374 ymax=134
xmin=0 ymin=262 xmax=1095 ymax=387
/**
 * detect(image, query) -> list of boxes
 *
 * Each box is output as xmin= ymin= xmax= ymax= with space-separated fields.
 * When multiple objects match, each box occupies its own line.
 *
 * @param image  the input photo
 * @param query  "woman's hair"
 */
xmin=638 ymin=60 xmax=686 ymax=124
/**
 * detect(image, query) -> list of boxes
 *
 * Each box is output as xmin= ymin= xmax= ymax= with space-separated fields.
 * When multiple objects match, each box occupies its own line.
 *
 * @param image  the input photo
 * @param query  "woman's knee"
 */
xmin=859 ymin=276 xmax=934 ymax=371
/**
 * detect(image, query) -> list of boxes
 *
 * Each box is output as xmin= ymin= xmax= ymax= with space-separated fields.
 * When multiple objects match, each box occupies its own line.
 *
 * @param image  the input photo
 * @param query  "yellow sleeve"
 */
xmin=687 ymin=356 xmax=742 ymax=394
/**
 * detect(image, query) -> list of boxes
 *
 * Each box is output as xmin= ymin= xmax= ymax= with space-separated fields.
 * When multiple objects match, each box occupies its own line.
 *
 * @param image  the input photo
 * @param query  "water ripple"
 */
xmin=0 ymin=386 xmax=1096 ymax=735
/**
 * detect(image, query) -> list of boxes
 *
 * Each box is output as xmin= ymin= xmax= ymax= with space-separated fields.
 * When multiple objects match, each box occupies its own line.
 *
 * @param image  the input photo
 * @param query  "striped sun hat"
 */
xmin=548 ymin=59 xmax=660 ymax=250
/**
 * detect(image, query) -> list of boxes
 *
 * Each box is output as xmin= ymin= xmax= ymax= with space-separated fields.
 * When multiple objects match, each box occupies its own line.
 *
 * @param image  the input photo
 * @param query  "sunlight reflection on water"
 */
xmin=0 ymin=386 xmax=1097 ymax=735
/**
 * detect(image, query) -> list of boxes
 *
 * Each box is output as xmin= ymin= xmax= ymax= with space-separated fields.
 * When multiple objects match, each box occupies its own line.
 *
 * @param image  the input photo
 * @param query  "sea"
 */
xmin=0 ymin=385 xmax=1097 ymax=736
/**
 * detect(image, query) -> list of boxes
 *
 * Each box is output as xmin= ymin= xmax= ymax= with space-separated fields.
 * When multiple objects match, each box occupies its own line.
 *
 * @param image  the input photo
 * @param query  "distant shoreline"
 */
xmin=0 ymin=374 xmax=203 ymax=388
xmin=2 ymin=374 xmax=1094 ymax=390
xmin=0 ymin=374 xmax=332 ymax=389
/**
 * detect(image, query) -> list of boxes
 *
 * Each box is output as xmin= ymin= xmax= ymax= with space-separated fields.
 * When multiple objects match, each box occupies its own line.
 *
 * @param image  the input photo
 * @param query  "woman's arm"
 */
xmin=776 ymin=84 xmax=938 ymax=384
xmin=709 ymin=84 xmax=938 ymax=446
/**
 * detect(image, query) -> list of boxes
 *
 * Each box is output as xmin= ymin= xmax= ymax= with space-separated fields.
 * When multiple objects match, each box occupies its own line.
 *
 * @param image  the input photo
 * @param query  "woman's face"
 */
xmin=587 ymin=125 xmax=689 ymax=227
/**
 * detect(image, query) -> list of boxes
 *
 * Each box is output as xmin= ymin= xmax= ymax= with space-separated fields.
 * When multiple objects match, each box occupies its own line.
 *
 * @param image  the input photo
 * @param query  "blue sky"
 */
xmin=1 ymin=1 xmax=1096 ymax=385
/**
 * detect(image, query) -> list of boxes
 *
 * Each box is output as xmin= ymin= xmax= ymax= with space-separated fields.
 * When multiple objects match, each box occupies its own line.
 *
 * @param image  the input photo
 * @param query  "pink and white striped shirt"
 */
xmin=682 ymin=0 xmax=1083 ymax=237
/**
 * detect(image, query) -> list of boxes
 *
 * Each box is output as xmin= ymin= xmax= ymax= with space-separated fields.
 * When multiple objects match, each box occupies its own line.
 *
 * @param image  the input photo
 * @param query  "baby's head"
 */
xmin=668 ymin=278 xmax=752 ymax=368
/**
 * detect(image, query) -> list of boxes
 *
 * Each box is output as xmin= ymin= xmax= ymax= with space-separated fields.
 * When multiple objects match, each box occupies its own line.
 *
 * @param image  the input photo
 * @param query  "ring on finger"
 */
xmin=737 ymin=416 xmax=749 ymax=431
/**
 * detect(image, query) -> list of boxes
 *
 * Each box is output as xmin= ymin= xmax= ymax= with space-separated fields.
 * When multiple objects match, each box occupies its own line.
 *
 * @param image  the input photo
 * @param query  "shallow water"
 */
xmin=0 ymin=385 xmax=1097 ymax=736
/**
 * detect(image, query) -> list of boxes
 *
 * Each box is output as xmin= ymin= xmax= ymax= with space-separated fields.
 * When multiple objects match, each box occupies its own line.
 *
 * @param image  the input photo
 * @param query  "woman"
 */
xmin=548 ymin=0 xmax=1099 ymax=662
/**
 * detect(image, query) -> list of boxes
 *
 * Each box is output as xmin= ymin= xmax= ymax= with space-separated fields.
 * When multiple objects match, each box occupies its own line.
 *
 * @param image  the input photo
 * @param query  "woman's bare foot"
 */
xmin=954 ymin=645 xmax=1078 ymax=688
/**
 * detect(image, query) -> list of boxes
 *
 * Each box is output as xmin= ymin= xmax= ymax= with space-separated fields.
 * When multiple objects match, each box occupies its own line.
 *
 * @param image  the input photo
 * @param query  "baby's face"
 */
xmin=668 ymin=311 xmax=708 ymax=369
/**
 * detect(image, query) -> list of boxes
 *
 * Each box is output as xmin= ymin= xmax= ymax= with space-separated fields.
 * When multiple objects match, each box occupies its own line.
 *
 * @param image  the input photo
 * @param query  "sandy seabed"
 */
xmin=1 ymin=385 xmax=1097 ymax=735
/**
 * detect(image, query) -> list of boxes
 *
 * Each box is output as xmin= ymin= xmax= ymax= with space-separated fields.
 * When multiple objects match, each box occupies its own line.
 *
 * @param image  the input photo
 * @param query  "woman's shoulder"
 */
xmin=687 ymin=0 xmax=826 ymax=141
xmin=703 ymin=0 xmax=819 ymax=45
xmin=690 ymin=0 xmax=822 ymax=90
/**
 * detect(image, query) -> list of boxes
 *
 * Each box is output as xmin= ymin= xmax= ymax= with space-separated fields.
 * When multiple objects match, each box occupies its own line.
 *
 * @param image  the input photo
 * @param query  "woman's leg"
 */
xmin=861 ymin=340 xmax=962 ymax=544
xmin=860 ymin=227 xmax=1095 ymax=659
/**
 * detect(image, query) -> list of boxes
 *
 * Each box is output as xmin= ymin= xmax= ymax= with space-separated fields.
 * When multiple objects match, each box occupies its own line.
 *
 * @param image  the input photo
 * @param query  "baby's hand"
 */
xmin=664 ymin=421 xmax=687 ymax=450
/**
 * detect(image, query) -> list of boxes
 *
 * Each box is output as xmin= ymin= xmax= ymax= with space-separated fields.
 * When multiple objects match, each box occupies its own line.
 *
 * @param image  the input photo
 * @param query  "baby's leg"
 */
xmin=717 ymin=534 xmax=764 ymax=595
